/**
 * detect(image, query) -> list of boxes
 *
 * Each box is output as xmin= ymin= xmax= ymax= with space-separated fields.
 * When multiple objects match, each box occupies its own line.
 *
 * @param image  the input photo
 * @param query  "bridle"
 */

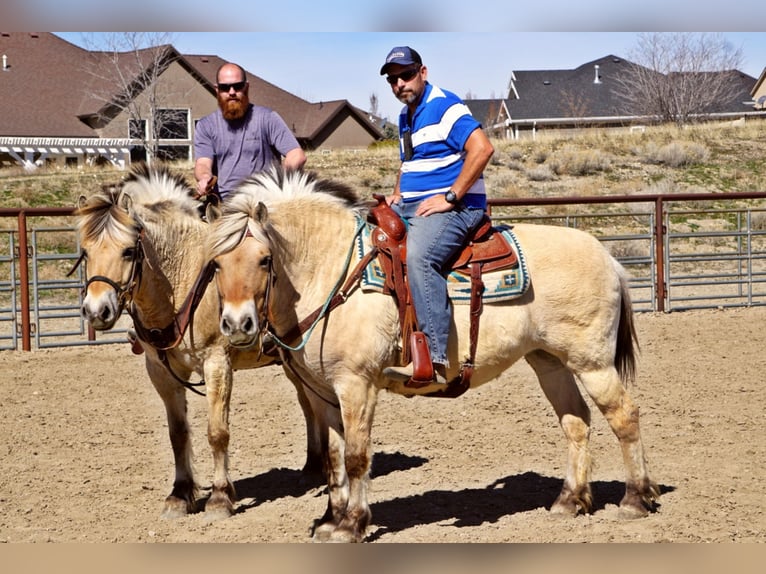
xmin=69 ymin=227 xmax=145 ymax=314
xmin=71 ymin=226 xmax=211 ymax=397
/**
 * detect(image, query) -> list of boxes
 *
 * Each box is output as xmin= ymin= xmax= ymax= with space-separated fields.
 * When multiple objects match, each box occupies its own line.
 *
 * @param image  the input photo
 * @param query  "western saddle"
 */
xmin=367 ymin=195 xmax=518 ymax=398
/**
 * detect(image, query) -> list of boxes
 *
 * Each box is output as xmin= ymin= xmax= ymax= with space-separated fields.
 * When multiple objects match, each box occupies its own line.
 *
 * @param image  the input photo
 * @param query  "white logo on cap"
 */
xmin=387 ymin=51 xmax=406 ymax=62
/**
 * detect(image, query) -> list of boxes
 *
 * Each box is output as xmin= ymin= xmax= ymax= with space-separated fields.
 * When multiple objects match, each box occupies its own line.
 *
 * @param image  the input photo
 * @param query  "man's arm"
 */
xmin=449 ymin=127 xmax=495 ymax=201
xmin=283 ymin=147 xmax=307 ymax=171
xmin=414 ymin=127 xmax=494 ymax=217
xmin=194 ymin=157 xmax=215 ymax=197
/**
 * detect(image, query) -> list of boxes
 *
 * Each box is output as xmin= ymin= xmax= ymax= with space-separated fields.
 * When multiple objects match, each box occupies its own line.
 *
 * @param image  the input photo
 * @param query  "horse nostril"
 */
xmin=243 ymin=317 xmax=254 ymax=333
xmin=99 ymin=307 xmax=112 ymax=322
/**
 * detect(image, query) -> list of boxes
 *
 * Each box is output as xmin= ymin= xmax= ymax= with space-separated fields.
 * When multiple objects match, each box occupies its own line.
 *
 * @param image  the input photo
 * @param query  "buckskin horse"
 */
xmin=73 ymin=163 xmax=322 ymax=520
xmin=206 ymin=166 xmax=659 ymax=542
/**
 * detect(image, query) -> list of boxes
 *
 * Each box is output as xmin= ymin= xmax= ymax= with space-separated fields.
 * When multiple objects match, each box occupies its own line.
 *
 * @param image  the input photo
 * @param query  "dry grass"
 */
xmin=1 ymin=119 xmax=764 ymax=212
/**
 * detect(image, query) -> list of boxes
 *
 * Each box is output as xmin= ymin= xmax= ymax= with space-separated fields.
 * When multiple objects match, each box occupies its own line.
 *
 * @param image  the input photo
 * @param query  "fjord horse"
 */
xmin=75 ymin=163 xmax=322 ymax=520
xmin=206 ymin=166 xmax=659 ymax=542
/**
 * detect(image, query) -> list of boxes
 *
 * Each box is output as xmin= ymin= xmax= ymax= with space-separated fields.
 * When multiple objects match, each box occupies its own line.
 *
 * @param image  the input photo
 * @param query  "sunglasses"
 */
xmin=217 ymin=81 xmax=247 ymax=92
xmin=386 ymin=67 xmax=421 ymax=85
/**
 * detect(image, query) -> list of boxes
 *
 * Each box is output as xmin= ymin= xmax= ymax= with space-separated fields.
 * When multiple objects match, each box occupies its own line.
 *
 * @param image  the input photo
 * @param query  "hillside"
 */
xmin=1 ymin=121 xmax=765 ymax=214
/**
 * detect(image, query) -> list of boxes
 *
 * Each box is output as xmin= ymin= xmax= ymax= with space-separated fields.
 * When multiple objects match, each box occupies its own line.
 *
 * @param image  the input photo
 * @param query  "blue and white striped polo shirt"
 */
xmin=397 ymin=82 xmax=486 ymax=209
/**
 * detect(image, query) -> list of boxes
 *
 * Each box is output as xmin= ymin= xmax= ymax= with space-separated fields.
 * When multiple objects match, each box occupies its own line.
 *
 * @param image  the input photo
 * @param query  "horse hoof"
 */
xmin=203 ymin=498 xmax=234 ymax=521
xmin=161 ymin=495 xmax=193 ymax=519
xmin=203 ymin=506 xmax=234 ymax=523
xmin=618 ymin=503 xmax=650 ymax=519
xmin=550 ymin=502 xmax=579 ymax=517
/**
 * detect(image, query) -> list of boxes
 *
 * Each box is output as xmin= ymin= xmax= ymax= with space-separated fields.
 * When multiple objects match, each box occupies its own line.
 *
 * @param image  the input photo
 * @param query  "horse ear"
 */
xmin=255 ymin=202 xmax=270 ymax=224
xmin=206 ymin=202 xmax=222 ymax=223
xmin=118 ymin=192 xmax=133 ymax=212
xmin=77 ymin=194 xmax=88 ymax=209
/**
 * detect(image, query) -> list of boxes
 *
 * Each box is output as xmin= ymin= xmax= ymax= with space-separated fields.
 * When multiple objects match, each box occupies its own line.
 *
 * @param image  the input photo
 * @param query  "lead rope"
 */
xmin=267 ymin=216 xmax=367 ymax=352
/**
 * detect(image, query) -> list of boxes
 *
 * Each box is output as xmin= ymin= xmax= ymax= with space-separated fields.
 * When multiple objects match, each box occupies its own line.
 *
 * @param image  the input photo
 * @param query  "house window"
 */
xmin=157 ymin=145 xmax=190 ymax=161
xmin=157 ymin=108 xmax=190 ymax=140
xmin=129 ymin=118 xmax=147 ymax=139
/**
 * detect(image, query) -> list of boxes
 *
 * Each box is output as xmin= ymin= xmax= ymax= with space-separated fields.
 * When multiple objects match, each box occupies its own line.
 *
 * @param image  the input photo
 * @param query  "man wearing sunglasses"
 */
xmin=194 ymin=62 xmax=306 ymax=200
xmin=379 ymin=46 xmax=495 ymax=387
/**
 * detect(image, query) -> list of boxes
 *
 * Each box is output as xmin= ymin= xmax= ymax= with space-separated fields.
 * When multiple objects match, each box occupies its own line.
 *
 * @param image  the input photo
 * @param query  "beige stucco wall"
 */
xmin=313 ymin=114 xmax=377 ymax=150
xmin=98 ymin=60 xmax=216 ymax=141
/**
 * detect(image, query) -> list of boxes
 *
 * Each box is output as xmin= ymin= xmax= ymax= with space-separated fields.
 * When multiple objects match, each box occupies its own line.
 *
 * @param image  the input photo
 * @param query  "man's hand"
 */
xmin=195 ymin=175 xmax=217 ymax=199
xmin=415 ymin=193 xmax=453 ymax=216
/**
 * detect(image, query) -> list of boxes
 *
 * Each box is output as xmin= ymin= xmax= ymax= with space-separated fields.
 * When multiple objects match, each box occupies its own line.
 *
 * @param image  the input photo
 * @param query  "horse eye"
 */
xmin=260 ymin=255 xmax=272 ymax=269
xmin=122 ymin=247 xmax=136 ymax=259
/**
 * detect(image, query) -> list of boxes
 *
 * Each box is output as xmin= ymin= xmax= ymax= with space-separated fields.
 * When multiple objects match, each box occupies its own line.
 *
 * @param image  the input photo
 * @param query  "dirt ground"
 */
xmin=1 ymin=307 xmax=765 ymax=544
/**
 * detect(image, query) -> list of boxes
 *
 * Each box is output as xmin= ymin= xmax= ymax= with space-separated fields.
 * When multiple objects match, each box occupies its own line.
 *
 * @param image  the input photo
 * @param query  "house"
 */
xmin=462 ymin=98 xmax=512 ymax=139
xmin=0 ymin=33 xmax=383 ymax=170
xmin=466 ymin=55 xmax=765 ymax=140
xmin=751 ymin=68 xmax=766 ymax=109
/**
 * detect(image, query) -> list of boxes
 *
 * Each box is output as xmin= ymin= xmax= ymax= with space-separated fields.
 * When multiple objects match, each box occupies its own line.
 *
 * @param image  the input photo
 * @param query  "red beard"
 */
xmin=218 ymin=92 xmax=248 ymax=121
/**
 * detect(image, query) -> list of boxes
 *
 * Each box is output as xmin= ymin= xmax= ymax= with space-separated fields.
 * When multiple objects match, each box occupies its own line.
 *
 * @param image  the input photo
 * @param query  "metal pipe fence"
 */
xmin=2 ymin=191 xmax=766 ymax=350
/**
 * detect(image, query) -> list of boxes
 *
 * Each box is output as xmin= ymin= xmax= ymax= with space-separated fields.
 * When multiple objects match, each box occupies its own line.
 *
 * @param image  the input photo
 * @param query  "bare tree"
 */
xmin=79 ymin=32 xmax=186 ymax=163
xmin=369 ymin=92 xmax=379 ymax=118
xmin=613 ymin=33 xmax=743 ymax=127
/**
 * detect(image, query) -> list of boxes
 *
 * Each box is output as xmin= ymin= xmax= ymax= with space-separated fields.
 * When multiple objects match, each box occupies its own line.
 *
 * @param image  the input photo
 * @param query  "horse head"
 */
xmin=74 ymin=162 xmax=200 ymax=331
xmin=74 ymin=182 xmax=144 ymax=330
xmin=207 ymin=166 xmax=364 ymax=350
xmin=207 ymin=196 xmax=274 ymax=349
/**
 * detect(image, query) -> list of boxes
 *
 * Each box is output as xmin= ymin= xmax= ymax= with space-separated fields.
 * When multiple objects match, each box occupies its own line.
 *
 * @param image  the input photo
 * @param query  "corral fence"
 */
xmin=3 ymin=191 xmax=766 ymax=351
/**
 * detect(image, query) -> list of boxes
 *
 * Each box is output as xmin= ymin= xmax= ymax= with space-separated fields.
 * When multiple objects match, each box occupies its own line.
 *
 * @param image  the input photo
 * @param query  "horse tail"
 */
xmin=615 ymin=264 xmax=639 ymax=385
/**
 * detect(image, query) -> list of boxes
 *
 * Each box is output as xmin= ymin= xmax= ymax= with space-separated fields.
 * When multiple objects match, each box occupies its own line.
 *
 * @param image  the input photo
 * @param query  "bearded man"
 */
xmin=193 ymin=62 xmax=306 ymax=200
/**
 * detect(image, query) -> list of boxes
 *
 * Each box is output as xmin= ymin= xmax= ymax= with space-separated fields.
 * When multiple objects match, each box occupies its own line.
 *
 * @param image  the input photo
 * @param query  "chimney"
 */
xmin=594 ymin=64 xmax=601 ymax=84
xmin=2 ymin=54 xmax=9 ymax=71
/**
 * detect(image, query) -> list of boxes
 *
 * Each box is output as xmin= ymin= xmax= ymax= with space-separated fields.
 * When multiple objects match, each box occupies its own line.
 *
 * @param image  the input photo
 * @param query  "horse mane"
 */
xmin=76 ymin=162 xmax=201 ymax=247
xmin=208 ymin=166 xmax=368 ymax=258
xmin=120 ymin=162 xmax=200 ymax=220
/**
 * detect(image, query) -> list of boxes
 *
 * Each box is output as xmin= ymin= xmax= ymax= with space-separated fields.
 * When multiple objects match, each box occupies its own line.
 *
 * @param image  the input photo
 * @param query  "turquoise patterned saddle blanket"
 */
xmin=356 ymin=222 xmax=530 ymax=304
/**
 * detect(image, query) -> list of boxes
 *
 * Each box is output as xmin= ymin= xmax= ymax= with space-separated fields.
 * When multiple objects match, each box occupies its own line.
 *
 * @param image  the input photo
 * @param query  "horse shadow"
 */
xmin=230 ymin=450 xmax=429 ymax=511
xmin=226 ymin=450 xmax=674 ymax=537
xmin=366 ymin=471 xmax=674 ymax=542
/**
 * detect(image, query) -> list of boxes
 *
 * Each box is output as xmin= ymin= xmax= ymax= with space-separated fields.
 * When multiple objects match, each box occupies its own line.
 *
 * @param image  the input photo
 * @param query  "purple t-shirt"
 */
xmin=193 ymin=104 xmax=301 ymax=198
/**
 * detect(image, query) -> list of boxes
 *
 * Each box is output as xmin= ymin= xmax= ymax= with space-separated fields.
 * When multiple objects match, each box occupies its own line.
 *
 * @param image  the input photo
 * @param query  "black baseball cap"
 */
xmin=380 ymin=46 xmax=423 ymax=75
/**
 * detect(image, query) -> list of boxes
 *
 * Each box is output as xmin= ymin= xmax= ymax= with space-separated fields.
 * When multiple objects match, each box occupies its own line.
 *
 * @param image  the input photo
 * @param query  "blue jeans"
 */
xmin=392 ymin=200 xmax=486 ymax=367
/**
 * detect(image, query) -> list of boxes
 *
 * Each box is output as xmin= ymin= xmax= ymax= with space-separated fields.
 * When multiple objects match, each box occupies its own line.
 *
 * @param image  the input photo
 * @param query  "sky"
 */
xmin=51 ymin=32 xmax=766 ymax=123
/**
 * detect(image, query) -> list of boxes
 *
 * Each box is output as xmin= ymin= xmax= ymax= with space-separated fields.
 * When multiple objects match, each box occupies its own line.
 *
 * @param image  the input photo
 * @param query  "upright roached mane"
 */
xmin=208 ymin=165 xmax=659 ymax=543
xmin=208 ymin=167 xmax=367 ymax=260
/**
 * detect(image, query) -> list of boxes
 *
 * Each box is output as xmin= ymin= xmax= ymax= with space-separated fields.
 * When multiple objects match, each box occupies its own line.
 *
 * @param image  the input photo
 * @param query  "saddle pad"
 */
xmin=356 ymin=221 xmax=530 ymax=304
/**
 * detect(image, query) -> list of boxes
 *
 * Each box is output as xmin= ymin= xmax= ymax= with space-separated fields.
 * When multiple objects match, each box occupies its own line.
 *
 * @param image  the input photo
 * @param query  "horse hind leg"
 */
xmin=146 ymin=362 xmax=198 ymax=518
xmin=576 ymin=366 xmax=660 ymax=518
xmin=284 ymin=370 xmax=325 ymax=478
xmin=525 ymin=350 xmax=594 ymax=516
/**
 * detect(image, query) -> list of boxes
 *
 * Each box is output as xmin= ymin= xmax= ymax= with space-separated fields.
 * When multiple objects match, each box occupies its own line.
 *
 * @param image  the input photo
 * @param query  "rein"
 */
xmin=72 ymin=226 xmax=217 ymax=397
xmin=266 ymin=216 xmax=372 ymax=352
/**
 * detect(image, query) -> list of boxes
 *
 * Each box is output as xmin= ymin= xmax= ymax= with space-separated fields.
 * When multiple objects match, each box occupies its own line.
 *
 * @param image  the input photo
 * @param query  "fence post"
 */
xmin=17 ymin=211 xmax=31 ymax=351
xmin=654 ymin=197 xmax=666 ymax=313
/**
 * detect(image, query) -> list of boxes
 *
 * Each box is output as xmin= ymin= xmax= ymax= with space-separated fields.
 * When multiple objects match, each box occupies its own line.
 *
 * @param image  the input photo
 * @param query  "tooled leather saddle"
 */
xmin=367 ymin=194 xmax=518 ymax=398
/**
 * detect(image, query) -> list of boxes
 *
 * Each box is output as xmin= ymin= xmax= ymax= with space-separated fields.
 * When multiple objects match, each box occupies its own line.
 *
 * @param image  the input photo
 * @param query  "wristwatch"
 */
xmin=444 ymin=190 xmax=458 ymax=204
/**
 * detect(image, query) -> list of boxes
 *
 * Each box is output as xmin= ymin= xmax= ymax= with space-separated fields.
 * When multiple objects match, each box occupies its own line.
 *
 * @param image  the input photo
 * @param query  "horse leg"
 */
xmin=525 ymin=350 xmax=594 ymax=516
xmin=310 ymin=397 xmax=347 ymax=542
xmin=311 ymin=379 xmax=375 ymax=543
xmin=202 ymin=355 xmax=236 ymax=521
xmin=283 ymin=370 xmax=324 ymax=478
xmin=576 ymin=366 xmax=660 ymax=518
xmin=145 ymin=359 xmax=197 ymax=518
